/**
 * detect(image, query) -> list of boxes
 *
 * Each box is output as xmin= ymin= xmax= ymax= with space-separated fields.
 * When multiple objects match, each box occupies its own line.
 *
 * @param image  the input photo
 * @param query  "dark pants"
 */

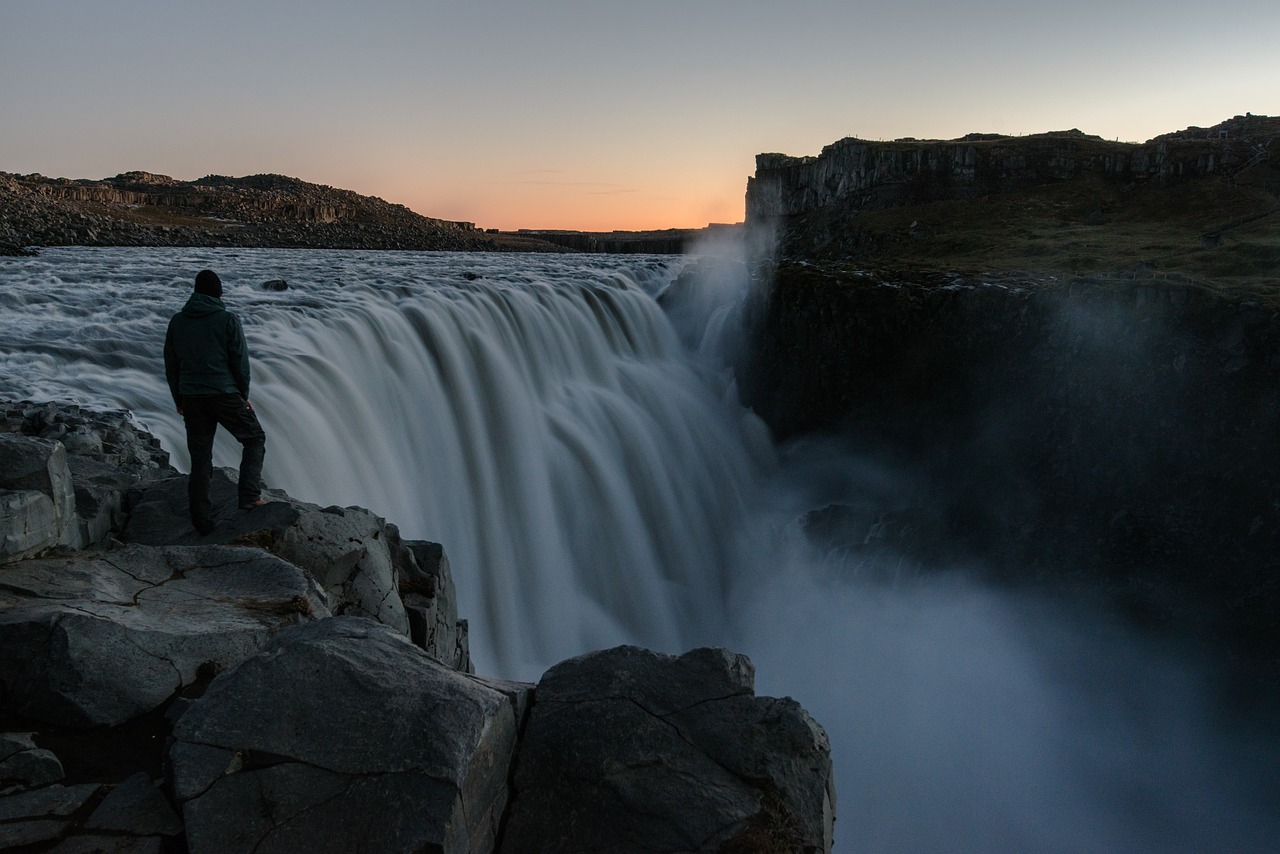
xmin=182 ymin=394 xmax=266 ymax=531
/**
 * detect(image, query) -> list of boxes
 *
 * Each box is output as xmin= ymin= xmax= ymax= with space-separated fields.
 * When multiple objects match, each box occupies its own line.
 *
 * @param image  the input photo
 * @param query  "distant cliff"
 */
xmin=745 ymin=114 xmax=1280 ymax=286
xmin=0 ymin=171 xmax=569 ymax=254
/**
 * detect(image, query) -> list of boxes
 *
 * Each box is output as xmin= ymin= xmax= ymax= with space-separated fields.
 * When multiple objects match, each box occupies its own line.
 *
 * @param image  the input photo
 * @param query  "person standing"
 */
xmin=163 ymin=269 xmax=267 ymax=535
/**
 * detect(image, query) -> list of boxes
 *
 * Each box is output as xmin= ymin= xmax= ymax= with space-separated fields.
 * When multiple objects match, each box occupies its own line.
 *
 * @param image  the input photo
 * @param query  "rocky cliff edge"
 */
xmin=0 ymin=400 xmax=834 ymax=853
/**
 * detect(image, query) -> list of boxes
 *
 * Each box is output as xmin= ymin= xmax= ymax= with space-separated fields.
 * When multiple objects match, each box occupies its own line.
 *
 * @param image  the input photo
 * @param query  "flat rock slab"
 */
xmin=170 ymin=616 xmax=518 ymax=854
xmin=0 ymin=783 xmax=103 ymax=846
xmin=48 ymin=835 xmax=163 ymax=854
xmin=125 ymin=471 xmax=408 ymax=634
xmin=502 ymin=645 xmax=836 ymax=853
xmin=85 ymin=772 xmax=182 ymax=836
xmin=0 ymin=543 xmax=331 ymax=727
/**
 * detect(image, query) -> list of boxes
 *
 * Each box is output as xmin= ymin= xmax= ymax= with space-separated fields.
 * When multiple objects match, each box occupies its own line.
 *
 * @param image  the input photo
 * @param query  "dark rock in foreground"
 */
xmin=0 ymin=400 xmax=836 ymax=852
xmin=0 ymin=543 xmax=330 ymax=727
xmin=171 ymin=617 xmax=518 ymax=854
xmin=503 ymin=646 xmax=835 ymax=853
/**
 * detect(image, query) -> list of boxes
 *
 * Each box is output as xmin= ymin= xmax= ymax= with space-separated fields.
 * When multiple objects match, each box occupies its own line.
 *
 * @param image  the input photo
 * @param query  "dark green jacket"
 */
xmin=163 ymin=293 xmax=251 ymax=404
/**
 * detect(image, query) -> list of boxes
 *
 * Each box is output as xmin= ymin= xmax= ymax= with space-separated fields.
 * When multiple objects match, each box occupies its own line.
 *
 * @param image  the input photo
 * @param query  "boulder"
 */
xmin=0 ymin=434 xmax=77 ymax=559
xmin=1 ymin=401 xmax=170 ymax=473
xmin=0 ymin=783 xmax=102 ymax=848
xmin=48 ymin=835 xmax=163 ymax=853
xmin=399 ymin=537 xmax=471 ymax=671
xmin=0 ymin=543 xmax=331 ymax=727
xmin=0 ymin=732 xmax=65 ymax=791
xmin=0 ymin=488 xmax=60 ymax=564
xmin=124 ymin=470 xmax=410 ymax=636
xmin=502 ymin=645 xmax=835 ymax=853
xmin=84 ymin=772 xmax=182 ymax=836
xmin=1 ymin=401 xmax=174 ymax=557
xmin=169 ymin=617 xmax=518 ymax=854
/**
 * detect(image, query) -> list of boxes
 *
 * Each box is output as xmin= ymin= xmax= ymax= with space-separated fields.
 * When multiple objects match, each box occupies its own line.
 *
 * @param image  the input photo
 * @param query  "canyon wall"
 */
xmin=738 ymin=264 xmax=1280 ymax=673
xmin=745 ymin=114 xmax=1279 ymax=223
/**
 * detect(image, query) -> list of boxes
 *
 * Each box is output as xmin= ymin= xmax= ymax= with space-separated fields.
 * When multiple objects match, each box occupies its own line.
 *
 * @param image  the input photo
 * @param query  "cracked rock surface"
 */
xmin=1 ymin=400 xmax=837 ymax=852
xmin=170 ymin=616 xmax=517 ymax=854
xmin=125 ymin=469 xmax=412 ymax=637
xmin=0 ymin=543 xmax=331 ymax=727
xmin=502 ymin=645 xmax=835 ymax=853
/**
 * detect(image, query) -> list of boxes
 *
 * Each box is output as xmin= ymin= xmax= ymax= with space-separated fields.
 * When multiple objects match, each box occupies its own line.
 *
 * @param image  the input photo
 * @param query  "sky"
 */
xmin=2 ymin=0 xmax=1277 ymax=232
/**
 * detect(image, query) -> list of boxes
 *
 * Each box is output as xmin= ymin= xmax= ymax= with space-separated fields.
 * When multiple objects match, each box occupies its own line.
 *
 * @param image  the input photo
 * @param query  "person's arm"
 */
xmin=163 ymin=319 xmax=183 ymax=412
xmin=228 ymin=314 xmax=251 ymax=399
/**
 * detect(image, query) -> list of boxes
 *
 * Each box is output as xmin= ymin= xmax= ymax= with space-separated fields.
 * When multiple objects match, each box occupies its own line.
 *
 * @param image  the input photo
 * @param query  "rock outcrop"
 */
xmin=171 ymin=617 xmax=518 ymax=854
xmin=0 ymin=400 xmax=835 ymax=852
xmin=503 ymin=645 xmax=835 ymax=853
xmin=743 ymin=114 xmax=1280 ymax=279
xmin=123 ymin=473 xmax=413 ymax=637
xmin=0 ymin=435 xmax=77 ymax=561
xmin=1 ymin=402 xmax=170 ymax=563
xmin=0 ymin=543 xmax=331 ymax=727
xmin=746 ymin=115 xmax=1280 ymax=223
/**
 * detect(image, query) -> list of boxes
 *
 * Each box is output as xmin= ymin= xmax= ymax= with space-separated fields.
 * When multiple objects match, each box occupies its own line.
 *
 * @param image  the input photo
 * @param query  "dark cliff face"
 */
xmin=747 ymin=116 xmax=1280 ymax=222
xmin=739 ymin=264 xmax=1280 ymax=670
xmin=742 ymin=115 xmax=1280 ymax=285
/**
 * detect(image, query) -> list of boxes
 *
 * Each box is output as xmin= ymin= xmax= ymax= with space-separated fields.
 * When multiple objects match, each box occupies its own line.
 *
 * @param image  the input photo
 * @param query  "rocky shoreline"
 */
xmin=0 ymin=401 xmax=834 ymax=852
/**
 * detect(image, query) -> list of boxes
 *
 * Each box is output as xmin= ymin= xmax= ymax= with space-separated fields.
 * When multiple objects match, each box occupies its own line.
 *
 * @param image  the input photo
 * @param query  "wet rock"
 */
xmin=502 ymin=645 xmax=835 ymax=853
xmin=0 ymin=543 xmax=331 ymax=727
xmin=170 ymin=617 xmax=517 ymax=854
xmin=261 ymin=279 xmax=288 ymax=291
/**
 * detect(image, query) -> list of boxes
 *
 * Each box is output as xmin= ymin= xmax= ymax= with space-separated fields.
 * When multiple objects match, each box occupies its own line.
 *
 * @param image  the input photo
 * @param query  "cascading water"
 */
xmin=1 ymin=247 xmax=1275 ymax=852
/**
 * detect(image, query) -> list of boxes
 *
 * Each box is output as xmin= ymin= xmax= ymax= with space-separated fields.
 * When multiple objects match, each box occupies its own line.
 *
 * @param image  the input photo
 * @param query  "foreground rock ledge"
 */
xmin=1 ymin=400 xmax=836 ymax=852
xmin=503 ymin=646 xmax=836 ymax=853
xmin=171 ymin=617 xmax=517 ymax=854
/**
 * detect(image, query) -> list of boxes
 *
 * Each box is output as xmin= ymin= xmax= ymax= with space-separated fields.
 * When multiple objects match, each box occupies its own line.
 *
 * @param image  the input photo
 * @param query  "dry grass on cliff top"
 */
xmin=842 ymin=164 xmax=1280 ymax=298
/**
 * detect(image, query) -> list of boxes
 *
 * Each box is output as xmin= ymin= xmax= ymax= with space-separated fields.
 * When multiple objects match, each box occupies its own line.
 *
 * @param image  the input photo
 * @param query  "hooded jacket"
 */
xmin=163 ymin=292 xmax=251 ymax=404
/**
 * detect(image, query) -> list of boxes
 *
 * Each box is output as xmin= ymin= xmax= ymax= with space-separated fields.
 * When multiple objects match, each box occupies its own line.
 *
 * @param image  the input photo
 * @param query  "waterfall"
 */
xmin=0 ymin=248 xmax=770 ymax=677
xmin=2 ymin=247 xmax=1275 ymax=853
xmin=246 ymin=274 xmax=775 ymax=675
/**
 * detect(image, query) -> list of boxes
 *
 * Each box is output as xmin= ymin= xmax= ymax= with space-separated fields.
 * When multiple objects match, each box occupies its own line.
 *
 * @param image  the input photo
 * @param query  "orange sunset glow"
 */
xmin=3 ymin=1 xmax=1276 ymax=232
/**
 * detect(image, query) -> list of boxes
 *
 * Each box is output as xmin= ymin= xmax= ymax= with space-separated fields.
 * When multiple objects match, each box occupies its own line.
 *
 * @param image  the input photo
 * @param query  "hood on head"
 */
xmin=182 ymin=292 xmax=226 ymax=317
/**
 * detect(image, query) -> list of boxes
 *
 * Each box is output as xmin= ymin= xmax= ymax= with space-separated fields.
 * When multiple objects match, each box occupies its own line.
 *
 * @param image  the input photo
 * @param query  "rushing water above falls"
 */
xmin=2 ymin=247 xmax=1275 ymax=852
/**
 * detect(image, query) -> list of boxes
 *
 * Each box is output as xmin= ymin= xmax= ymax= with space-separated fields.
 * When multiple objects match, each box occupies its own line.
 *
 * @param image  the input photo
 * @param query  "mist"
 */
xmin=665 ymin=239 xmax=1280 ymax=853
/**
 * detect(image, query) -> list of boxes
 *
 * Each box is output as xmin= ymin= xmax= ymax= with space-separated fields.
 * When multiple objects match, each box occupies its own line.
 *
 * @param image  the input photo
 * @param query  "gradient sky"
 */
xmin=2 ymin=0 xmax=1276 ymax=231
